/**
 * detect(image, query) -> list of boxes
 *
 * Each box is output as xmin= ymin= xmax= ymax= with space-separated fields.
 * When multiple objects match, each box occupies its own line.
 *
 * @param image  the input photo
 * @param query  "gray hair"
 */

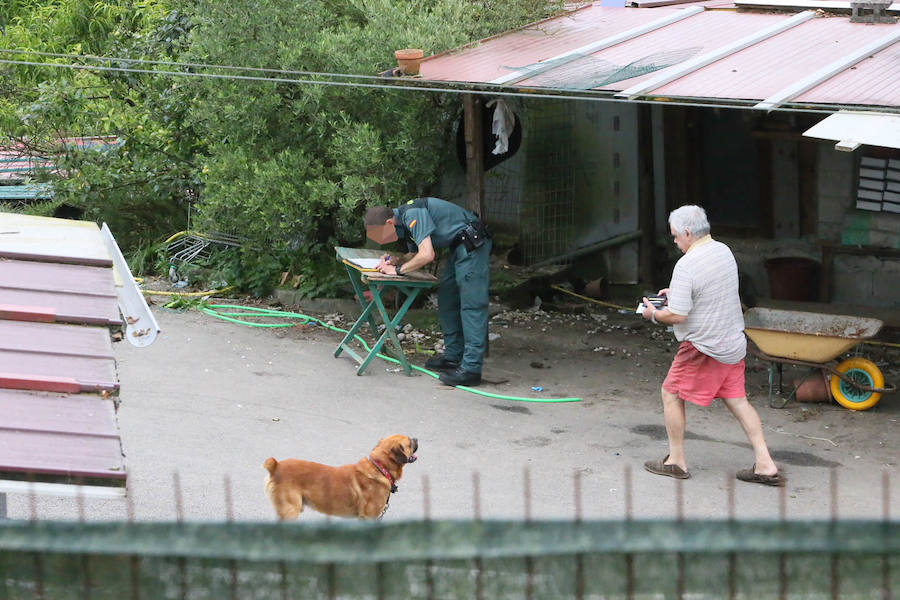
xmin=668 ymin=205 xmax=710 ymax=237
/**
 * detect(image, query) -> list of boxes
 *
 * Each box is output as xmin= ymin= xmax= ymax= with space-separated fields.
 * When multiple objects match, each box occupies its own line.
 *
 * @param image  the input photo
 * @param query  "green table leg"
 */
xmin=359 ymin=283 xmax=423 ymax=375
xmin=344 ymin=263 xmax=381 ymax=337
xmin=334 ymin=293 xmax=378 ymax=360
xmin=333 ymin=259 xmax=435 ymax=376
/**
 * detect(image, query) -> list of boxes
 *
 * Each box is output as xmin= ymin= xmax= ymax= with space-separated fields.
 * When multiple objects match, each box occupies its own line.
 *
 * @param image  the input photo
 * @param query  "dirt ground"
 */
xmin=304 ymin=292 xmax=900 ymax=469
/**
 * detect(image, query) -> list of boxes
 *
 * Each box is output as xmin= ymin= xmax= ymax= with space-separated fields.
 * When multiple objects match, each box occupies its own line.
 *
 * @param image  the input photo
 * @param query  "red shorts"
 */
xmin=663 ymin=341 xmax=746 ymax=407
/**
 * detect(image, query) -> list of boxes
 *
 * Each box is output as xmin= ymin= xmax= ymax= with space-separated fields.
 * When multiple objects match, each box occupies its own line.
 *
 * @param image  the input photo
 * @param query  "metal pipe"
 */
xmin=529 ymin=230 xmax=642 ymax=268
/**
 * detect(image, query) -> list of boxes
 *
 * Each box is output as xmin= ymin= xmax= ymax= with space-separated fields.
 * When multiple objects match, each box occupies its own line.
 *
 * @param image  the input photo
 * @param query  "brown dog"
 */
xmin=263 ymin=435 xmax=418 ymax=520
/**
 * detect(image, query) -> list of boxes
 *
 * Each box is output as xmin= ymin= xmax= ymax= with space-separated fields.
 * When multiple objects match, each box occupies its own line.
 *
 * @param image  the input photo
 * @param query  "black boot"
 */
xmin=424 ymin=355 xmax=459 ymax=372
xmin=439 ymin=367 xmax=482 ymax=387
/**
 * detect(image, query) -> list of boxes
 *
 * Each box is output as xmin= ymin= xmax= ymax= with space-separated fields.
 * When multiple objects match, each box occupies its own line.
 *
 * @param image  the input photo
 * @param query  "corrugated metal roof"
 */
xmin=423 ymin=7 xmax=669 ymax=84
xmin=0 ymin=154 xmax=55 ymax=182
xmin=0 ymin=390 xmax=126 ymax=485
xmin=0 ymin=259 xmax=121 ymax=325
xmin=0 ymin=390 xmax=125 ymax=484
xmin=417 ymin=4 xmax=900 ymax=111
xmin=0 ymin=213 xmax=127 ymax=489
xmin=0 ymin=320 xmax=118 ymax=393
xmin=799 ymin=28 xmax=900 ymax=106
xmin=526 ymin=11 xmax=789 ymax=91
xmin=650 ymin=18 xmax=897 ymax=102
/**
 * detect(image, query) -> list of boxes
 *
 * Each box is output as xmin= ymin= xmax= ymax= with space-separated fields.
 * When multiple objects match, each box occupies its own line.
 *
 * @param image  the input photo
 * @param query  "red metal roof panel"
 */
xmin=0 ymin=321 xmax=118 ymax=393
xmin=0 ymin=389 xmax=118 ymax=438
xmin=523 ymin=10 xmax=786 ymax=91
xmin=649 ymin=17 xmax=895 ymax=101
xmin=799 ymin=28 xmax=900 ymax=107
xmin=416 ymin=5 xmax=900 ymax=109
xmin=420 ymin=7 xmax=688 ymax=84
xmin=0 ymin=389 xmax=124 ymax=483
xmin=0 ymin=259 xmax=121 ymax=325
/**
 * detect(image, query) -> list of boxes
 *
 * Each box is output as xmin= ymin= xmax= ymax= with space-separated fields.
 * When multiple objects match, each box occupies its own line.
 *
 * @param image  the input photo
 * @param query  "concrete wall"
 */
xmin=816 ymin=144 xmax=900 ymax=307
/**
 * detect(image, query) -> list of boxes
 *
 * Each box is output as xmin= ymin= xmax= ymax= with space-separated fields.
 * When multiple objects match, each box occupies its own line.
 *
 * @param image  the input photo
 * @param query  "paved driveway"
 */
xmin=5 ymin=306 xmax=898 ymax=522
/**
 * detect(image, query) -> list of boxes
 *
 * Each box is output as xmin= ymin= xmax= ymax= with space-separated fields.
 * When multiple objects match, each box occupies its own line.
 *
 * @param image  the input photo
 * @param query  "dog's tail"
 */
xmin=263 ymin=457 xmax=278 ymax=474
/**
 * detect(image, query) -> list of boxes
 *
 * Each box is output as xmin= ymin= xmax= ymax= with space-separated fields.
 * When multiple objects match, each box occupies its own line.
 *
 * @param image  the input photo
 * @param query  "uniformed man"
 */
xmin=364 ymin=197 xmax=492 ymax=386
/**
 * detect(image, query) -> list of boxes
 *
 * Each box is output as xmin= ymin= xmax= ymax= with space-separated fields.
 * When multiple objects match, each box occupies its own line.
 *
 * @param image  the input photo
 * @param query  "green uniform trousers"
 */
xmin=438 ymin=240 xmax=492 ymax=373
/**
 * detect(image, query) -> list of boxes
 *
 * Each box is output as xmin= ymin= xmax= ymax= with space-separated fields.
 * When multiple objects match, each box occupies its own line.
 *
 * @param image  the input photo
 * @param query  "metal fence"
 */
xmin=0 ymin=468 xmax=896 ymax=598
xmin=0 ymin=518 xmax=896 ymax=599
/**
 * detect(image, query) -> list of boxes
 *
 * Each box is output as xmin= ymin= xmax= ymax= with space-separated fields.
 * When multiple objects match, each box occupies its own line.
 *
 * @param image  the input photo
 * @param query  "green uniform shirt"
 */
xmin=393 ymin=197 xmax=477 ymax=252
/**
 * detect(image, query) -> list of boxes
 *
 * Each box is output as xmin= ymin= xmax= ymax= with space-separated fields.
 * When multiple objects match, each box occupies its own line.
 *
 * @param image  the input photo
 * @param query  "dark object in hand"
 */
xmin=645 ymin=294 xmax=667 ymax=309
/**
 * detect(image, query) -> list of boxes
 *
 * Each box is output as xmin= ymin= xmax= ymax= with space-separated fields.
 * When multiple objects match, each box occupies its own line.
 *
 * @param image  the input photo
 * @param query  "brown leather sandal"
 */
xmin=736 ymin=465 xmax=786 ymax=487
xmin=644 ymin=455 xmax=690 ymax=479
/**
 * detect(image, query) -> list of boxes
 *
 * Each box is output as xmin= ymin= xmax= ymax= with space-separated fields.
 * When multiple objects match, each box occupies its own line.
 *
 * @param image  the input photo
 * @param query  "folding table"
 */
xmin=334 ymin=247 xmax=437 ymax=375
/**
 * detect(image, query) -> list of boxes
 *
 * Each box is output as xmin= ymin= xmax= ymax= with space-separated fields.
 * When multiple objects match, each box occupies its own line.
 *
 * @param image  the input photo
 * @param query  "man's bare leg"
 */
xmin=722 ymin=396 xmax=778 ymax=476
xmin=662 ymin=387 xmax=688 ymax=471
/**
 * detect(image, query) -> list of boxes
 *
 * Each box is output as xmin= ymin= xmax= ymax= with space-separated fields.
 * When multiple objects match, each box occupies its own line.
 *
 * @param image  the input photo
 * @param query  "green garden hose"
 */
xmin=199 ymin=303 xmax=581 ymax=403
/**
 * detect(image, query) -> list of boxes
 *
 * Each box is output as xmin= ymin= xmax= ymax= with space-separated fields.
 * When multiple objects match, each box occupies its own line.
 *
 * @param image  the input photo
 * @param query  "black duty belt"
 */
xmin=451 ymin=220 xmax=492 ymax=252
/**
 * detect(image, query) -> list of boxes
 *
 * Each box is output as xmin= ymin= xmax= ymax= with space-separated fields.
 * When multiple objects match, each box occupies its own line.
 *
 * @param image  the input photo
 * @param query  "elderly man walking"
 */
xmin=640 ymin=205 xmax=784 ymax=486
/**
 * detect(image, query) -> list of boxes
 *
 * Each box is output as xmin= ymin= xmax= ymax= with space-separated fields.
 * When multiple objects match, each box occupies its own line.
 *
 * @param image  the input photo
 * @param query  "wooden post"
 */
xmin=462 ymin=94 xmax=486 ymax=217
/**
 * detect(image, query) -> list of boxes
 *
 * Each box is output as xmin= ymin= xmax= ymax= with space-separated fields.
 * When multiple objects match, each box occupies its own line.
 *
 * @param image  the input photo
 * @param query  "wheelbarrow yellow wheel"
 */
xmin=830 ymin=357 xmax=884 ymax=411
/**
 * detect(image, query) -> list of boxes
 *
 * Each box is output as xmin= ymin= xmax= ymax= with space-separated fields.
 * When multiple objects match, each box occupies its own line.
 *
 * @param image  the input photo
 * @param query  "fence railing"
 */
xmin=1 ymin=518 xmax=896 ymax=599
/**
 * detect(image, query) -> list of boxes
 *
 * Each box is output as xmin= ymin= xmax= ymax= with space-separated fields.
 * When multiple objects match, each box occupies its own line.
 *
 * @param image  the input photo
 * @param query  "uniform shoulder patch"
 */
xmin=409 ymin=219 xmax=417 ymax=228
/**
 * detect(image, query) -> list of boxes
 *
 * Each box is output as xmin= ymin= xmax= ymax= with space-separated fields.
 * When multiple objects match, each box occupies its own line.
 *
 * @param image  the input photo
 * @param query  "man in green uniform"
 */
xmin=364 ymin=197 xmax=492 ymax=387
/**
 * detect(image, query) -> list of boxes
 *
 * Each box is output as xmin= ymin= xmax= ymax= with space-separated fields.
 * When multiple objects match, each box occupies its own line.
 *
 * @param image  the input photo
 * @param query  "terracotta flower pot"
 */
xmin=395 ymin=48 xmax=424 ymax=76
xmin=793 ymin=372 xmax=832 ymax=403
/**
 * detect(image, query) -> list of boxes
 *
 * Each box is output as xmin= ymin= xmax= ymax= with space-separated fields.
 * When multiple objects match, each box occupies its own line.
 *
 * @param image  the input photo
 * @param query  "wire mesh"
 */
xmin=522 ymin=47 xmax=703 ymax=91
xmin=519 ymin=100 xmax=578 ymax=266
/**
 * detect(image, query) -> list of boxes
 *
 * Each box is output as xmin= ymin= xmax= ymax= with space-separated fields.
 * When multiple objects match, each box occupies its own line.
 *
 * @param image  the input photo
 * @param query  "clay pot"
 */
xmin=793 ymin=372 xmax=832 ymax=403
xmin=395 ymin=48 xmax=424 ymax=76
xmin=584 ymin=277 xmax=607 ymax=300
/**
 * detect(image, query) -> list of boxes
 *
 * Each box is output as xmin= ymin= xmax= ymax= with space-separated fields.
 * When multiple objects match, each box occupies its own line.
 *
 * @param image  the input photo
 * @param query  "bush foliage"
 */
xmin=1 ymin=0 xmax=563 ymax=296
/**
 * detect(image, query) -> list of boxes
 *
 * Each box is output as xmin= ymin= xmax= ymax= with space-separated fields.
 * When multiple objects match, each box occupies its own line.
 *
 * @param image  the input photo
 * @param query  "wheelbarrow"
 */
xmin=744 ymin=307 xmax=895 ymax=410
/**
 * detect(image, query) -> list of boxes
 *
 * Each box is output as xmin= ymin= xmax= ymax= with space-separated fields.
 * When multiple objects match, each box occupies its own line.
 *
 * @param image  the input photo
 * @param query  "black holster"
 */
xmin=452 ymin=220 xmax=492 ymax=253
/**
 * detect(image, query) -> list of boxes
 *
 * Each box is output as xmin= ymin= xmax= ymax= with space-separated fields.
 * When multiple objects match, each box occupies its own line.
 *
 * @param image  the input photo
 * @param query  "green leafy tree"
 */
xmin=1 ymin=1 xmax=195 ymax=252
xmin=2 ymin=0 xmax=563 ymax=295
xmin=184 ymin=0 xmax=563 ymax=295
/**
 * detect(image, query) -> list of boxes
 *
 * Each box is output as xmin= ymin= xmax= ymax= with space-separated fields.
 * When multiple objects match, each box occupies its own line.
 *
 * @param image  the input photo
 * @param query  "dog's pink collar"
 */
xmin=368 ymin=456 xmax=398 ymax=493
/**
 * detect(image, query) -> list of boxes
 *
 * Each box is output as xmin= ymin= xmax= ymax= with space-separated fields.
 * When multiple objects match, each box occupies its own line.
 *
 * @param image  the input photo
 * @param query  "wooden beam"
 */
xmin=462 ymin=94 xmax=486 ymax=217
